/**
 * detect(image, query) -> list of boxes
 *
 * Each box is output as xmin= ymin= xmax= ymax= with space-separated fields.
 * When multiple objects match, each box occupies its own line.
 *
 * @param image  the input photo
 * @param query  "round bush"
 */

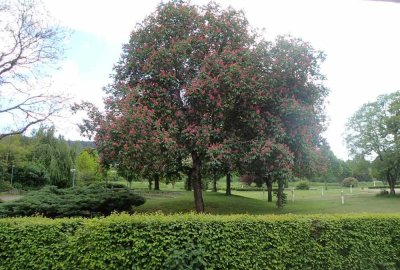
xmin=342 ymin=177 xmax=358 ymax=187
xmin=295 ymin=181 xmax=310 ymax=190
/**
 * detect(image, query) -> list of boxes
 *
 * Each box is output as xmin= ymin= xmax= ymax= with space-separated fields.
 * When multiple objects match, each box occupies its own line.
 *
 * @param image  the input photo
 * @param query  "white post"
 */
xmin=70 ymin=168 xmax=76 ymax=188
xmin=292 ymin=188 xmax=295 ymax=203
xmin=321 ymin=187 xmax=324 ymax=196
xmin=350 ymin=185 xmax=352 ymax=194
xmin=341 ymin=190 xmax=344 ymax=204
xmin=373 ymin=180 xmax=376 ymax=187
xmin=10 ymin=165 xmax=14 ymax=188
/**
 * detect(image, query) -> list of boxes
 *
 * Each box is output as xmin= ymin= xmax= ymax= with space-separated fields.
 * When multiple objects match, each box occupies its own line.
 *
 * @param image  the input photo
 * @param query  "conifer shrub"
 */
xmin=0 ymin=185 xmax=145 ymax=217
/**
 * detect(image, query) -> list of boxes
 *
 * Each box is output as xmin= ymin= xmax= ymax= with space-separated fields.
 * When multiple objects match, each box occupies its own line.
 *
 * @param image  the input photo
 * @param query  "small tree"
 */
xmin=342 ymin=177 xmax=358 ymax=187
xmin=76 ymin=149 xmax=100 ymax=185
xmin=31 ymin=127 xmax=76 ymax=187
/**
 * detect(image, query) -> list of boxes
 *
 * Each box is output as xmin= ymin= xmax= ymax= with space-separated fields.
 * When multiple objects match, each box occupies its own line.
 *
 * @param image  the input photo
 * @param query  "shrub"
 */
xmin=379 ymin=189 xmax=389 ymax=196
xmin=368 ymin=185 xmax=400 ymax=189
xmin=239 ymin=174 xmax=263 ymax=187
xmin=296 ymin=180 xmax=310 ymax=190
xmin=239 ymin=174 xmax=253 ymax=186
xmin=0 ymin=185 xmax=145 ymax=218
xmin=105 ymin=182 xmax=127 ymax=189
xmin=231 ymin=186 xmax=265 ymax=191
xmin=13 ymin=162 xmax=50 ymax=188
xmin=0 ymin=180 xmax=12 ymax=192
xmin=342 ymin=177 xmax=358 ymax=187
xmin=0 ymin=214 xmax=400 ymax=269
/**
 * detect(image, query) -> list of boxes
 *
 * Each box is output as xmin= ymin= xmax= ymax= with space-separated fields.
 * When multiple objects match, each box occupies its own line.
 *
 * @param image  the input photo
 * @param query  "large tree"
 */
xmin=0 ymin=0 xmax=68 ymax=139
xmin=77 ymin=1 xmax=328 ymax=212
xmin=345 ymin=91 xmax=400 ymax=194
xmin=238 ymin=37 xmax=328 ymax=205
xmin=80 ymin=1 xmax=263 ymax=212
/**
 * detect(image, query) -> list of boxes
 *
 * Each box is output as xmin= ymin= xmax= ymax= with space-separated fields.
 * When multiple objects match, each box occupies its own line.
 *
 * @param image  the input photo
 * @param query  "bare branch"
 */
xmin=0 ymin=0 xmax=69 ymax=140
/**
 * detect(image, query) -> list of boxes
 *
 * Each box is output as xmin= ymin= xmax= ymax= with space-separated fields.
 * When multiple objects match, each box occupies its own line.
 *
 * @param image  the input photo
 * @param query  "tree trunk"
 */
xmin=185 ymin=169 xmax=192 ymax=191
xmin=226 ymin=173 xmax=231 ymax=196
xmin=154 ymin=174 xmax=160 ymax=191
xmin=212 ymin=174 xmax=217 ymax=192
xmin=276 ymin=178 xmax=284 ymax=208
xmin=387 ymin=172 xmax=396 ymax=195
xmin=267 ymin=179 xmax=273 ymax=202
xmin=148 ymin=179 xmax=152 ymax=190
xmin=191 ymin=152 xmax=204 ymax=213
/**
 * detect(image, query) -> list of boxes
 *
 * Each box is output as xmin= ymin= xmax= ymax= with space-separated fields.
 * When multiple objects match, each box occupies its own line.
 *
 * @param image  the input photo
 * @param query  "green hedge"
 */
xmin=368 ymin=185 xmax=400 ymax=189
xmin=1 ymin=214 xmax=400 ymax=269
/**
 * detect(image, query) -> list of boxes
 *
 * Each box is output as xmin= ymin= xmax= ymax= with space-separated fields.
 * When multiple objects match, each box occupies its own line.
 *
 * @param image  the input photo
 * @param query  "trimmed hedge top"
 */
xmin=1 ymin=214 xmax=400 ymax=269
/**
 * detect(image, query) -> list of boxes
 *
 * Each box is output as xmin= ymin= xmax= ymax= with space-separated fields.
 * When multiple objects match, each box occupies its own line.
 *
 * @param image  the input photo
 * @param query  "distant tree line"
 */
xmin=0 ymin=127 xmax=99 ymax=189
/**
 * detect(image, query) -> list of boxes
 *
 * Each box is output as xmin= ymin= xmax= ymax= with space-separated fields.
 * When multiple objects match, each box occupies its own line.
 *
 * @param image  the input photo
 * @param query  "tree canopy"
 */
xmin=77 ymin=1 xmax=328 ymax=211
xmin=345 ymin=91 xmax=400 ymax=194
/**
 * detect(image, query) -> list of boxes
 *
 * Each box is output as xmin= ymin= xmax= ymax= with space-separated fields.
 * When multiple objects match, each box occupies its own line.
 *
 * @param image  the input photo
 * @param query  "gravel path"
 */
xmin=0 ymin=194 xmax=23 ymax=202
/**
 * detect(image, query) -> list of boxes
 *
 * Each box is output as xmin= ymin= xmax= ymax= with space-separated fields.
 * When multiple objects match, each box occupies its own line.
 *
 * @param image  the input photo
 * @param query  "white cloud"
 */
xmin=45 ymin=0 xmax=159 ymax=45
xmin=48 ymin=60 xmax=107 ymax=140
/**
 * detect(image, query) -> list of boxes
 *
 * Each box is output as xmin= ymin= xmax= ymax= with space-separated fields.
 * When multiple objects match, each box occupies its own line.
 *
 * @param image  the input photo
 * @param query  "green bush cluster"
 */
xmin=342 ymin=177 xmax=358 ymax=187
xmin=296 ymin=180 xmax=310 ymax=190
xmin=0 ymin=185 xmax=145 ymax=218
xmin=1 ymin=214 xmax=400 ymax=269
xmin=0 ymin=180 xmax=12 ymax=192
xmin=228 ymin=186 xmax=265 ymax=191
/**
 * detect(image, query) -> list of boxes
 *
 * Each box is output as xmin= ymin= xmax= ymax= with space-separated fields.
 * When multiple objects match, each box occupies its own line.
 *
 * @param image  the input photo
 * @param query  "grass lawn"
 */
xmin=2 ymin=180 xmax=398 ymax=215
xmin=136 ymin=187 xmax=400 ymax=215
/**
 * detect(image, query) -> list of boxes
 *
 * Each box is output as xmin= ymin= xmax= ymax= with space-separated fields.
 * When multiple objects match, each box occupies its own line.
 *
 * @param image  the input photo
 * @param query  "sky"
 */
xmin=42 ymin=0 xmax=400 ymax=160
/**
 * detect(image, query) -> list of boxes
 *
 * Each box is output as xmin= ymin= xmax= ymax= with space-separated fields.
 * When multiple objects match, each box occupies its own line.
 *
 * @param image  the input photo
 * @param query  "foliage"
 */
xmin=0 ymin=180 xmax=12 ymax=192
xmin=12 ymin=162 xmax=49 ymax=187
xmin=1 ymin=214 xmax=400 ymax=269
xmin=345 ymin=91 xmax=400 ymax=194
xmin=295 ymin=180 xmax=310 ymax=190
xmin=347 ymin=155 xmax=372 ymax=182
xmin=368 ymin=185 xmax=400 ymax=189
xmin=0 ymin=135 xmax=32 ymax=182
xmin=379 ymin=189 xmax=390 ymax=196
xmin=31 ymin=127 xmax=77 ymax=187
xmin=319 ymin=144 xmax=343 ymax=181
xmin=0 ymin=0 xmax=68 ymax=139
xmin=0 ymin=132 xmax=94 ymax=190
xmin=229 ymin=186 xmax=265 ymax=191
xmin=76 ymin=1 xmax=328 ymax=212
xmin=342 ymin=177 xmax=358 ymax=187
xmin=0 ymin=185 xmax=145 ymax=218
xmin=75 ymin=149 xmax=100 ymax=184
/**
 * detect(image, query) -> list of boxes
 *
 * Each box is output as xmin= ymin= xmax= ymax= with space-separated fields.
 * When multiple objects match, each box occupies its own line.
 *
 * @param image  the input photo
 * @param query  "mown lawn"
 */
xmin=136 ymin=187 xmax=400 ymax=215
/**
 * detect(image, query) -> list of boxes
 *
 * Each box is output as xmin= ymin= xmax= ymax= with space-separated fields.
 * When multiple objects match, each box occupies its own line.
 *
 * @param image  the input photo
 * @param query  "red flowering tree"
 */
xmin=93 ymin=2 xmax=264 ymax=212
xmin=76 ymin=1 xmax=328 ymax=211
xmin=265 ymin=36 xmax=329 ymax=177
xmin=236 ymin=37 xmax=328 ymax=206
